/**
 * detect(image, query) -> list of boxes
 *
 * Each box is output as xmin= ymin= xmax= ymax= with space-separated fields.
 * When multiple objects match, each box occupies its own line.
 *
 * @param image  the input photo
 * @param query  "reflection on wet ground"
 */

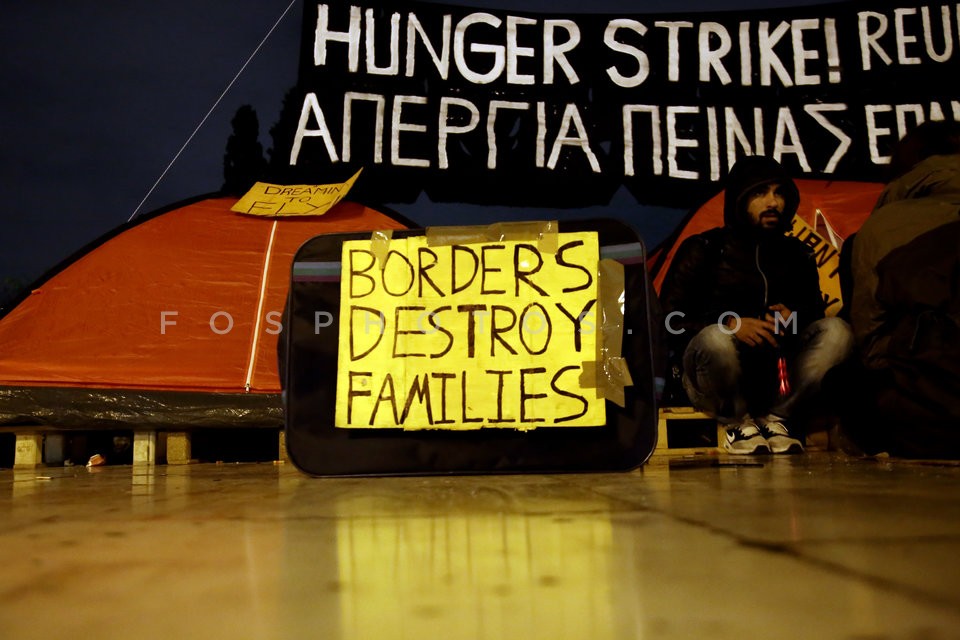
xmin=2 ymin=453 xmax=959 ymax=639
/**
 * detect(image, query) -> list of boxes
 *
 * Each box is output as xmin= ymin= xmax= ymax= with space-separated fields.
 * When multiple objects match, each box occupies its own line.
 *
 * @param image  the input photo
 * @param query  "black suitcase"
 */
xmin=281 ymin=218 xmax=661 ymax=476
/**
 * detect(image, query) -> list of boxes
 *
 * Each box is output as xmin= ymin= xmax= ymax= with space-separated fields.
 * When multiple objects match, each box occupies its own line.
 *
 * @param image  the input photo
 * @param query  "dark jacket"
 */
xmin=839 ymin=219 xmax=960 ymax=458
xmin=850 ymin=153 xmax=960 ymax=367
xmin=660 ymin=156 xmax=825 ymax=354
xmin=841 ymin=154 xmax=960 ymax=457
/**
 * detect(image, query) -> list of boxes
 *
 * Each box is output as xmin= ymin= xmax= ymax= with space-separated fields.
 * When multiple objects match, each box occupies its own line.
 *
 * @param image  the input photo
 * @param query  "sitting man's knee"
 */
xmin=805 ymin=316 xmax=855 ymax=359
xmin=686 ymin=324 xmax=738 ymax=359
xmin=682 ymin=324 xmax=740 ymax=377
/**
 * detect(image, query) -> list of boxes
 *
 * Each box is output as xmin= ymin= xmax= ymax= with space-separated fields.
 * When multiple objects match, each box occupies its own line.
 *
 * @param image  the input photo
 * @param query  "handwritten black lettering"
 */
xmin=520 ymin=367 xmax=548 ymax=423
xmin=370 ymin=373 xmax=400 ymax=425
xmin=514 ymin=244 xmax=548 ymax=296
xmin=518 ymin=303 xmax=552 ymax=355
xmin=551 ymin=365 xmax=589 ymax=423
xmin=490 ymin=305 xmax=519 ymax=356
xmin=350 ymin=306 xmax=384 ymax=360
xmin=485 ymin=369 xmax=516 ymax=423
xmin=349 ymin=249 xmax=376 ymax=298
xmin=401 ymin=374 xmax=433 ymax=424
xmin=460 ymin=371 xmax=484 ymax=424
xmin=347 ymin=371 xmax=373 ymax=424
xmin=451 ymin=245 xmax=479 ymax=294
xmin=555 ymin=299 xmax=597 ymax=352
xmin=427 ymin=305 xmax=454 ymax=358
xmin=556 ymin=240 xmax=593 ymax=292
xmin=392 ymin=306 xmax=428 ymax=358
xmin=480 ymin=245 xmax=507 ymax=294
xmin=417 ymin=247 xmax=445 ymax=297
xmin=457 ymin=304 xmax=486 ymax=358
xmin=382 ymin=250 xmax=416 ymax=297
xmin=432 ymin=372 xmax=457 ymax=424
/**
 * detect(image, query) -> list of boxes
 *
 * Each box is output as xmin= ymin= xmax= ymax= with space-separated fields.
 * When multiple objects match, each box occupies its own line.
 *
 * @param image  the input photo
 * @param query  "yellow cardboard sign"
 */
xmin=230 ymin=169 xmax=361 ymax=216
xmin=786 ymin=216 xmax=843 ymax=317
xmin=335 ymin=232 xmax=605 ymax=430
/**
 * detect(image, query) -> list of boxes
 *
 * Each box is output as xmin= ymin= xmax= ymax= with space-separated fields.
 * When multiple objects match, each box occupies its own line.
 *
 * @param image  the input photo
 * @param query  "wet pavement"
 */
xmin=2 ymin=452 xmax=959 ymax=639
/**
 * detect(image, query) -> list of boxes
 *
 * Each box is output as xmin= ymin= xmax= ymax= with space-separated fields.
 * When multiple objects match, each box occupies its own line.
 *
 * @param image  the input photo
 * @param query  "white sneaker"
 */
xmin=723 ymin=416 xmax=770 ymax=455
xmin=758 ymin=415 xmax=805 ymax=454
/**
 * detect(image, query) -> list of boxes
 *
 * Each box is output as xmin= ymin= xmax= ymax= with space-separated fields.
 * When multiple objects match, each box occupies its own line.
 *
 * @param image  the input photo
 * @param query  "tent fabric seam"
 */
xmin=245 ymin=219 xmax=279 ymax=392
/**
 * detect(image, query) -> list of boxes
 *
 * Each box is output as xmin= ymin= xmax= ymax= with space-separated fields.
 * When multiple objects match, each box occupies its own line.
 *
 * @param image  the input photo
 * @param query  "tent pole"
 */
xmin=244 ymin=220 xmax=279 ymax=392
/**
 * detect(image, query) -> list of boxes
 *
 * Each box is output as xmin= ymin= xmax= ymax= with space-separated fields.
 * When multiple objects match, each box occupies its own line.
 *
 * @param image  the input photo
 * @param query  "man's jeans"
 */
xmin=681 ymin=317 xmax=854 ymax=423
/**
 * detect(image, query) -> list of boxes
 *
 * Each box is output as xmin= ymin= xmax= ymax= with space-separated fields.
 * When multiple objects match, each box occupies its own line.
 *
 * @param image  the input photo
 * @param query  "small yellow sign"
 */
xmin=231 ymin=169 xmax=362 ymax=217
xmin=335 ymin=231 xmax=605 ymax=430
xmin=786 ymin=216 xmax=843 ymax=317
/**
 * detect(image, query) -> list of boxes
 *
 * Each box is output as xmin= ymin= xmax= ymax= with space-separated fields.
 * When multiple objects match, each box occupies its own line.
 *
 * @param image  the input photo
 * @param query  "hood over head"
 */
xmin=886 ymin=119 xmax=960 ymax=182
xmin=722 ymin=155 xmax=800 ymax=233
xmin=874 ymin=153 xmax=960 ymax=210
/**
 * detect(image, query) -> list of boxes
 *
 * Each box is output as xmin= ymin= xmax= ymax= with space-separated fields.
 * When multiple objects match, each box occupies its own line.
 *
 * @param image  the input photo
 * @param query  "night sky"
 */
xmin=0 ymin=0 xmax=827 ymax=291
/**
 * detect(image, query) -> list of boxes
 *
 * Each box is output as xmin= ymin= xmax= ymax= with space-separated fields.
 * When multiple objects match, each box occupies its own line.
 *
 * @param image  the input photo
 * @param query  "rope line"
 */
xmin=128 ymin=0 xmax=299 ymax=221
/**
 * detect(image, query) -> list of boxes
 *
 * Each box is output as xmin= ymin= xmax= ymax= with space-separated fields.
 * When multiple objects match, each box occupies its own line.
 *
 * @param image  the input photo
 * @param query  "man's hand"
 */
xmin=765 ymin=303 xmax=794 ymax=328
xmin=725 ymin=316 xmax=778 ymax=347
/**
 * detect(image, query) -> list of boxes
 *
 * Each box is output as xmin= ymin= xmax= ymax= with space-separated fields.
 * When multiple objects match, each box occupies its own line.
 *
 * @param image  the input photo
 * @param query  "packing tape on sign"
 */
xmin=579 ymin=360 xmax=598 ymax=389
xmin=578 ymin=258 xmax=633 ymax=408
xmin=425 ymin=221 xmax=558 ymax=254
xmin=370 ymin=229 xmax=394 ymax=270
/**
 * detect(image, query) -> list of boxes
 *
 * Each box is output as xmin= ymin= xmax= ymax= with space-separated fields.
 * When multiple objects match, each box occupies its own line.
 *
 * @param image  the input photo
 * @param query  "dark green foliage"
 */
xmin=222 ymin=105 xmax=267 ymax=195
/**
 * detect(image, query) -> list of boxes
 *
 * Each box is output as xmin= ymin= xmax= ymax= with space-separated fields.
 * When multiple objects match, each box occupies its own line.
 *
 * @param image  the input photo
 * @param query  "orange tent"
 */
xmin=650 ymin=179 xmax=885 ymax=314
xmin=0 ymin=196 xmax=409 ymax=428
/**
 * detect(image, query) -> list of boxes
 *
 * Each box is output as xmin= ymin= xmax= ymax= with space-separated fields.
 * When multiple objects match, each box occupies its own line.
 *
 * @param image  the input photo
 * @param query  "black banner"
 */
xmin=276 ymin=0 xmax=960 ymax=208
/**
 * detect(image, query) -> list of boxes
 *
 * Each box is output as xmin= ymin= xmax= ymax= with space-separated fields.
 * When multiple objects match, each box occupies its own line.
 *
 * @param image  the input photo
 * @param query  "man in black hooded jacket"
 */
xmin=660 ymin=156 xmax=853 ymax=454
